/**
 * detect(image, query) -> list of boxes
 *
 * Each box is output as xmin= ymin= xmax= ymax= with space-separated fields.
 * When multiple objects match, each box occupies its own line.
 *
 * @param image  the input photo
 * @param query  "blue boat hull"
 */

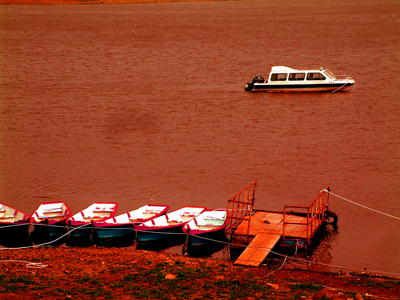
xmin=67 ymin=225 xmax=94 ymax=247
xmin=93 ymin=225 xmax=135 ymax=247
xmin=30 ymin=220 xmax=69 ymax=246
xmin=136 ymin=225 xmax=184 ymax=243
xmin=0 ymin=222 xmax=31 ymax=247
xmin=187 ymin=230 xmax=226 ymax=248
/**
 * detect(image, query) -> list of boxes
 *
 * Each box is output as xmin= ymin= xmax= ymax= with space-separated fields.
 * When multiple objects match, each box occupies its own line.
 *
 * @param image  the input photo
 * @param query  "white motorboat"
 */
xmin=245 ymin=66 xmax=355 ymax=92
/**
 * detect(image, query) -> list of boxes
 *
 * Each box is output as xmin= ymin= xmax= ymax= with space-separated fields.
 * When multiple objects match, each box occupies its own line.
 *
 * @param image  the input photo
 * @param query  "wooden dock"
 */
xmin=233 ymin=212 xmax=321 ymax=267
xmin=225 ymin=182 xmax=331 ymax=267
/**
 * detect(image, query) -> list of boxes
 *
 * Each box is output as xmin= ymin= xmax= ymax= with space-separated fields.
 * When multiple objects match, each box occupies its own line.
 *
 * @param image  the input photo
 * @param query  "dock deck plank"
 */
xmin=234 ymin=232 xmax=281 ymax=267
xmin=233 ymin=212 xmax=312 ymax=238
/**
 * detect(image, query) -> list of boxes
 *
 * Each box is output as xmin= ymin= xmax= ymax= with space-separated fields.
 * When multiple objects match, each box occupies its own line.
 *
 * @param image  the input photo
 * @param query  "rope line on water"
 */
xmin=322 ymin=189 xmax=400 ymax=220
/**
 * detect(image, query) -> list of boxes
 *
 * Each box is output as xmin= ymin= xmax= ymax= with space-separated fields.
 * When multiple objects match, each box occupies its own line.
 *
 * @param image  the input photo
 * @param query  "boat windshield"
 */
xmin=323 ymin=69 xmax=336 ymax=80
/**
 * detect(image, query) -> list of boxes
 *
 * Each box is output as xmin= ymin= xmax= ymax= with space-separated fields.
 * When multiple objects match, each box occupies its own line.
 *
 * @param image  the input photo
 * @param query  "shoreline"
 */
xmin=0 ymin=247 xmax=399 ymax=299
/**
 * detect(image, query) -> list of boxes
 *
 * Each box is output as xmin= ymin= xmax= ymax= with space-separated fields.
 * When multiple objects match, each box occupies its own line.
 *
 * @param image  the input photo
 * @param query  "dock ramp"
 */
xmin=234 ymin=231 xmax=281 ymax=267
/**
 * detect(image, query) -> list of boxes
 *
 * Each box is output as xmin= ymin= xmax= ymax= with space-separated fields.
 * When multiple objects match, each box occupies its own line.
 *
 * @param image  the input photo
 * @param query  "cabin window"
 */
xmin=270 ymin=73 xmax=287 ymax=81
xmin=288 ymin=73 xmax=305 ymax=81
xmin=306 ymin=73 xmax=326 ymax=80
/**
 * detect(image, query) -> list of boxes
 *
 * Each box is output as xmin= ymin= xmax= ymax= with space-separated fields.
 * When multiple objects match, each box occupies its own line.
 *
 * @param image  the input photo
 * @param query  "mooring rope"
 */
xmin=331 ymin=81 xmax=348 ymax=93
xmin=322 ymin=189 xmax=400 ymax=220
xmin=0 ymin=260 xmax=48 ymax=268
xmin=263 ymin=255 xmax=288 ymax=277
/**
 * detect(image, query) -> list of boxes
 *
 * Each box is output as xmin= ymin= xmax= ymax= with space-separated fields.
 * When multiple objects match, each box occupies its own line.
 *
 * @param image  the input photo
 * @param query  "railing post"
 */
xmin=307 ymin=206 xmax=310 ymax=240
xmin=225 ymin=181 xmax=257 ymax=237
xmin=283 ymin=207 xmax=286 ymax=240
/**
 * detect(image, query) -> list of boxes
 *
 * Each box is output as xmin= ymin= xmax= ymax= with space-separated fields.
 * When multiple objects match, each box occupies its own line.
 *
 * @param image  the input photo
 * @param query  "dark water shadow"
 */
xmin=135 ymin=235 xmax=186 ymax=252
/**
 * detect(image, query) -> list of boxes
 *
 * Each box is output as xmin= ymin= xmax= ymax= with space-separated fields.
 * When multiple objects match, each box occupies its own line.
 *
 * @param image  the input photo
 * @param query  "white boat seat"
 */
xmin=0 ymin=215 xmax=16 ymax=219
xmin=203 ymin=211 xmax=226 ymax=221
xmin=167 ymin=214 xmax=183 ymax=223
xmin=128 ymin=212 xmax=146 ymax=221
xmin=204 ymin=216 xmax=225 ymax=221
xmin=144 ymin=209 xmax=162 ymax=215
xmin=83 ymin=214 xmax=107 ymax=219
xmin=129 ymin=217 xmax=145 ymax=221
xmin=93 ymin=207 xmax=114 ymax=213
xmin=168 ymin=219 xmax=183 ymax=223
xmin=39 ymin=212 xmax=66 ymax=219
xmin=39 ymin=215 xmax=63 ymax=219
xmin=0 ymin=210 xmax=17 ymax=219
xmin=43 ymin=208 xmax=63 ymax=214
xmin=181 ymin=212 xmax=199 ymax=218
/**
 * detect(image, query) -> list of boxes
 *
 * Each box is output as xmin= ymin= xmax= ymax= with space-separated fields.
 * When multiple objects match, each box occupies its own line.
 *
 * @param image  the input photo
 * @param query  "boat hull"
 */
xmin=135 ymin=224 xmax=185 ymax=244
xmin=185 ymin=228 xmax=226 ymax=248
xmin=251 ymin=82 xmax=355 ymax=92
xmin=67 ymin=222 xmax=94 ymax=246
xmin=30 ymin=220 xmax=69 ymax=246
xmin=0 ymin=221 xmax=31 ymax=247
xmin=93 ymin=224 xmax=135 ymax=247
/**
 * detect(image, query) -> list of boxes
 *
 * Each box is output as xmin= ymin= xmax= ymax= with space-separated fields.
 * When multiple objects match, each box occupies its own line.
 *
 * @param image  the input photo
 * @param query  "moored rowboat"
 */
xmin=182 ymin=209 xmax=227 ymax=254
xmin=67 ymin=202 xmax=117 ymax=246
xmin=30 ymin=201 xmax=71 ymax=246
xmin=92 ymin=204 xmax=169 ymax=247
xmin=0 ymin=203 xmax=32 ymax=247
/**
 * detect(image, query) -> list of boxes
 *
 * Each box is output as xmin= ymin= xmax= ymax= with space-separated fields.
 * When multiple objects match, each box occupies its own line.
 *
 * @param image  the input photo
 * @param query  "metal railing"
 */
xmin=225 ymin=181 xmax=257 ymax=237
xmin=283 ymin=188 xmax=330 ymax=244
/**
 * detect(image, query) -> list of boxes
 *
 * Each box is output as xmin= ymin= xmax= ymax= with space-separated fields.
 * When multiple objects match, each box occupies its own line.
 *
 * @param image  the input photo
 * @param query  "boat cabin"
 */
xmin=267 ymin=66 xmax=336 ymax=83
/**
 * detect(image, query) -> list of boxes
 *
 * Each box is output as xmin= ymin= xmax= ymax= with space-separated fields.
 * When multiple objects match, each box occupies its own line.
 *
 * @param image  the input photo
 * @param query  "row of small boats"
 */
xmin=0 ymin=202 xmax=228 ymax=252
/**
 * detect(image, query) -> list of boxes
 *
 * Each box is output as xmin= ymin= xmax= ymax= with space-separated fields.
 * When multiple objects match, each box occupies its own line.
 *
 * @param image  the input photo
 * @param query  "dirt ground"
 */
xmin=0 ymin=247 xmax=399 ymax=300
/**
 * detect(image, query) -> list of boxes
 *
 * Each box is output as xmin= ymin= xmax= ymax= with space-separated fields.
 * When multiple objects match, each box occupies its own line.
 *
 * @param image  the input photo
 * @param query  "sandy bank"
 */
xmin=0 ymin=247 xmax=399 ymax=299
